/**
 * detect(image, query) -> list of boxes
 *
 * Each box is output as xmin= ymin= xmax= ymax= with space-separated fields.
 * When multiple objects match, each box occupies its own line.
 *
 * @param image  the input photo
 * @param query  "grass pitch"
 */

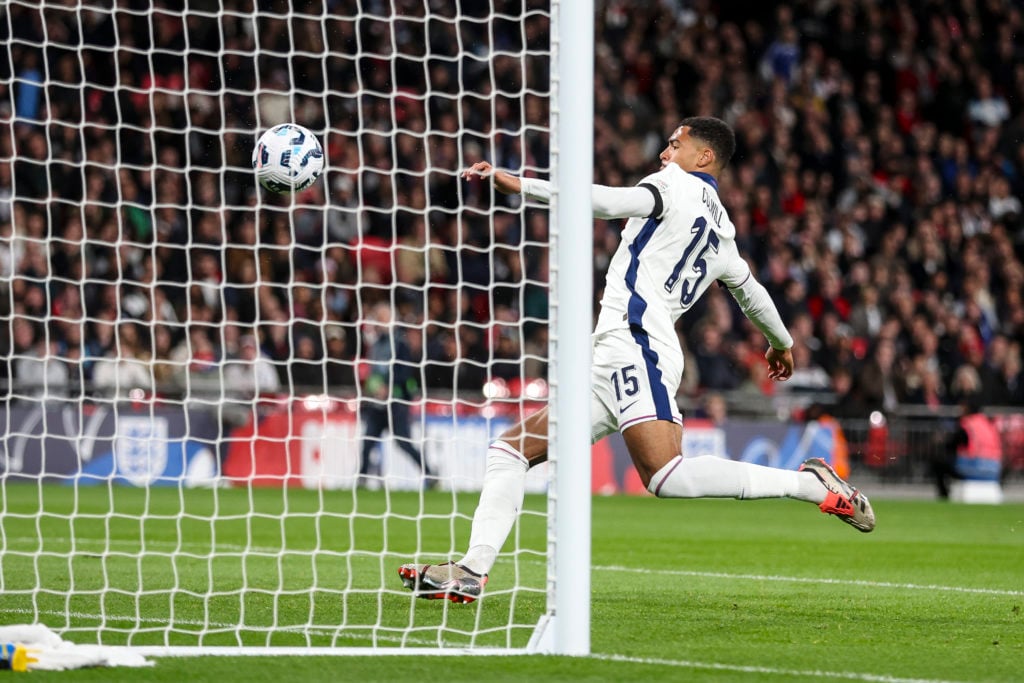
xmin=1 ymin=483 xmax=1021 ymax=682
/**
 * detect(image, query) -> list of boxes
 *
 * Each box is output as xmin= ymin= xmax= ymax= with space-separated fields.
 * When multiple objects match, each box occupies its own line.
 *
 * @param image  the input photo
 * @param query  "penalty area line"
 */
xmin=591 ymin=653 xmax=967 ymax=683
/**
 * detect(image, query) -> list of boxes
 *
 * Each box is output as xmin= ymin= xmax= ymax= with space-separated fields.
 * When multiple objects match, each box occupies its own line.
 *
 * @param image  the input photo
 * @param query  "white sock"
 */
xmin=647 ymin=455 xmax=827 ymax=503
xmin=458 ymin=441 xmax=529 ymax=575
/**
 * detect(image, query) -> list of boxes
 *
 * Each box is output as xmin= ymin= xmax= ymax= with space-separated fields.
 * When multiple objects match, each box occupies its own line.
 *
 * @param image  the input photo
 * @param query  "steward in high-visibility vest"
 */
xmin=955 ymin=411 xmax=1003 ymax=482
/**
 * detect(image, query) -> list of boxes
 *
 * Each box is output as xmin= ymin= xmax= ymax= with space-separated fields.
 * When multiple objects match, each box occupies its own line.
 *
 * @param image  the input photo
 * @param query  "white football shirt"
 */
xmin=595 ymin=164 xmax=746 ymax=343
xmin=521 ymin=164 xmax=792 ymax=363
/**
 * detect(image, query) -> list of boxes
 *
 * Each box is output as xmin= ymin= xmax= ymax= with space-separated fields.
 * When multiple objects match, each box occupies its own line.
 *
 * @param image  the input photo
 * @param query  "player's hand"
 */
xmin=765 ymin=346 xmax=794 ymax=382
xmin=461 ymin=161 xmax=521 ymax=194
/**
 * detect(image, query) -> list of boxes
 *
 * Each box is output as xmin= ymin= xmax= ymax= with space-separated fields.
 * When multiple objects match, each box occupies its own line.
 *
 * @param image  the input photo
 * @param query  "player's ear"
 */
xmin=699 ymin=147 xmax=715 ymax=168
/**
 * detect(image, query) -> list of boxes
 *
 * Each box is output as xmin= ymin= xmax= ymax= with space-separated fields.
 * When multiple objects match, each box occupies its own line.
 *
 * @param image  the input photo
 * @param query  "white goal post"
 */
xmin=547 ymin=0 xmax=594 ymax=657
xmin=0 ymin=0 xmax=592 ymax=657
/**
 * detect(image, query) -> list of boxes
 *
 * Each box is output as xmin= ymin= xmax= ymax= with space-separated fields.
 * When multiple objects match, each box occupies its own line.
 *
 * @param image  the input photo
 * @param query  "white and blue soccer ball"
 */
xmin=252 ymin=123 xmax=324 ymax=194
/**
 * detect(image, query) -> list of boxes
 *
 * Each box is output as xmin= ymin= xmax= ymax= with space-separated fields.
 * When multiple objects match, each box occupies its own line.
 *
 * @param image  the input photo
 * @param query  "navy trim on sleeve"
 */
xmin=725 ymin=272 xmax=751 ymax=289
xmin=638 ymin=182 xmax=663 ymax=219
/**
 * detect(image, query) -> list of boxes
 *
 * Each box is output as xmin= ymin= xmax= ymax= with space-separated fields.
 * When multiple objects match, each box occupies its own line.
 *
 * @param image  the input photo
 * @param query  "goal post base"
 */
xmin=526 ymin=613 xmax=555 ymax=654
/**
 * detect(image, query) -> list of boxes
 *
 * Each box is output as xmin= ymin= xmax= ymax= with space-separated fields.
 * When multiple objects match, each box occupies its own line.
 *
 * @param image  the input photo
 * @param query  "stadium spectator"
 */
xmin=847 ymin=285 xmax=885 ymax=339
xmin=223 ymin=333 xmax=281 ymax=399
xmin=967 ymin=72 xmax=1011 ymax=130
xmin=11 ymin=319 xmax=68 ymax=401
xmin=987 ymin=176 xmax=1021 ymax=223
xmin=323 ymin=324 xmax=355 ymax=389
xmin=783 ymin=342 xmax=831 ymax=394
xmin=148 ymin=324 xmax=177 ymax=392
xmin=167 ymin=324 xmax=218 ymax=393
xmin=933 ymin=396 xmax=1004 ymax=500
xmin=853 ymin=337 xmax=902 ymax=414
xmin=91 ymin=322 xmax=153 ymax=400
xmin=692 ymin=323 xmax=744 ymax=391
xmin=904 ymin=360 xmax=947 ymax=412
xmin=358 ymin=302 xmax=434 ymax=486
xmin=288 ymin=334 xmax=325 ymax=392
xmin=699 ymin=392 xmax=729 ymax=428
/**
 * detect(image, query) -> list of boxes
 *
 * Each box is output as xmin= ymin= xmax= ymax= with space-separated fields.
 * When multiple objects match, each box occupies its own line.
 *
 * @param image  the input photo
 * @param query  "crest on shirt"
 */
xmin=648 ymin=177 xmax=669 ymax=194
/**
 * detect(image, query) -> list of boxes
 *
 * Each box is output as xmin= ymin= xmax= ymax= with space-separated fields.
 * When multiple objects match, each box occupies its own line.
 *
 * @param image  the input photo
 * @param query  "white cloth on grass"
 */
xmin=0 ymin=624 xmax=152 ymax=671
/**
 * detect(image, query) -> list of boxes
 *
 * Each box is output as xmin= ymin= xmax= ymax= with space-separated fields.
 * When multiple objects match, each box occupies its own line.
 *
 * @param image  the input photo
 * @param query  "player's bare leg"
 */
xmin=626 ymin=419 xmax=874 ymax=531
xmin=620 ymin=418 xmax=682 ymax=486
xmin=489 ymin=407 xmax=550 ymax=465
xmin=398 ymin=409 xmax=548 ymax=602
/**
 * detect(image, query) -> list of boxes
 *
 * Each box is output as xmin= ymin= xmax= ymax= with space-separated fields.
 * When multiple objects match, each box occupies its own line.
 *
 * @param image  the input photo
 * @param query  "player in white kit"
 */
xmin=399 ymin=117 xmax=875 ymax=603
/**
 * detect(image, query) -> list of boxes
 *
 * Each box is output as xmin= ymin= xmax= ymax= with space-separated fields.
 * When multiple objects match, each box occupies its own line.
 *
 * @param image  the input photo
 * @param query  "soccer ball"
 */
xmin=252 ymin=123 xmax=324 ymax=194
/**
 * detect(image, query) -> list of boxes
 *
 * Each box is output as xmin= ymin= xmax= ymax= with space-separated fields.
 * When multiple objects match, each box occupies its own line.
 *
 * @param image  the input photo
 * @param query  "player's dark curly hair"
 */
xmin=679 ymin=116 xmax=736 ymax=169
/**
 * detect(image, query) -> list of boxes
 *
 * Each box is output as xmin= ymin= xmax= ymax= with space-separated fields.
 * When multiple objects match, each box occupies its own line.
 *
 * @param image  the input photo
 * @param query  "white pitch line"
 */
xmin=592 ymin=653 xmax=968 ymax=683
xmin=5 ymin=537 xmax=1021 ymax=597
xmin=589 ymin=564 xmax=1024 ymax=597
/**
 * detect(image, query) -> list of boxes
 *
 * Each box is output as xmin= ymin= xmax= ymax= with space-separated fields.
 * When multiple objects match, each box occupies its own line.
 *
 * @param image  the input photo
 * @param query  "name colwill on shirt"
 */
xmin=701 ymin=185 xmax=723 ymax=228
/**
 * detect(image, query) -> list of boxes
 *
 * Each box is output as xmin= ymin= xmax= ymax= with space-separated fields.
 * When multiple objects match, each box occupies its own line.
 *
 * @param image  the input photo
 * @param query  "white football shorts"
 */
xmin=589 ymin=327 xmax=684 ymax=442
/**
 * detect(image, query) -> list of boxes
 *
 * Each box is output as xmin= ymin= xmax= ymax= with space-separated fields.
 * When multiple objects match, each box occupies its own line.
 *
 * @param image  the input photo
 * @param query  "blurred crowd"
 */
xmin=0 ymin=0 xmax=1023 ymax=417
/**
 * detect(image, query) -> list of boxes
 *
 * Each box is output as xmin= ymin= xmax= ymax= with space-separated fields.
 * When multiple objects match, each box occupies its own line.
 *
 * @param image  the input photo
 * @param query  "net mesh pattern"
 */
xmin=0 ymin=0 xmax=553 ymax=650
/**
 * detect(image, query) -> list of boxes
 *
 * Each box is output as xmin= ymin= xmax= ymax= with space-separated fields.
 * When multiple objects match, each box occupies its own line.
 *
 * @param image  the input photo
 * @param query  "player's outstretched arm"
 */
xmin=461 ymin=160 xmax=657 ymax=219
xmin=461 ymin=161 xmax=522 ymax=194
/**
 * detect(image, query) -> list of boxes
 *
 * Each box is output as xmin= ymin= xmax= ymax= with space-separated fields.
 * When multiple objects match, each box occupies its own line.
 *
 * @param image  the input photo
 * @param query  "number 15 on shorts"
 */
xmin=611 ymin=365 xmax=640 ymax=410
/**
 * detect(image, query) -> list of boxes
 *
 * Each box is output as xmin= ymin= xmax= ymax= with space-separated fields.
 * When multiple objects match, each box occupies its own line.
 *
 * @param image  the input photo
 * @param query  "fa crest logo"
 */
xmin=115 ymin=417 xmax=169 ymax=487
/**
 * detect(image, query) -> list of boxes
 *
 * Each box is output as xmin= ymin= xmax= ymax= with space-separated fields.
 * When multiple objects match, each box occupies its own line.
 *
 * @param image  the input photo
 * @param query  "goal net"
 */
xmin=0 ymin=0 xmax=589 ymax=655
